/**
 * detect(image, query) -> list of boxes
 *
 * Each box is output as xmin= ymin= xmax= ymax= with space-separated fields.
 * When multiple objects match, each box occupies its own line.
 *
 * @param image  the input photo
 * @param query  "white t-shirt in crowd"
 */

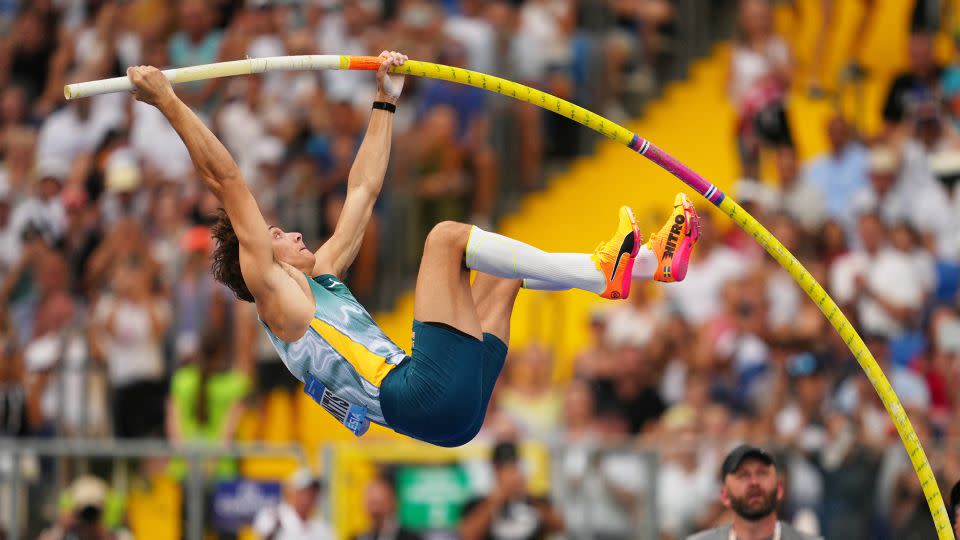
xmin=657 ymin=457 xmax=717 ymax=537
xmin=36 ymin=93 xmax=125 ymax=163
xmin=556 ymin=441 xmax=650 ymax=537
xmin=729 ymin=37 xmax=790 ymax=106
xmin=24 ymin=331 xmax=106 ymax=432
xmin=444 ymin=13 xmax=495 ymax=74
xmin=9 ymin=195 xmax=66 ymax=246
xmin=93 ymin=295 xmax=169 ymax=386
xmin=252 ymin=503 xmax=334 ymax=540
xmin=829 ymin=248 xmax=925 ymax=337
xmin=666 ymin=245 xmax=742 ymax=325
xmin=130 ymin=101 xmax=196 ymax=182
xmin=766 ymin=268 xmax=802 ymax=330
xmin=777 ymin=180 xmax=828 ymax=232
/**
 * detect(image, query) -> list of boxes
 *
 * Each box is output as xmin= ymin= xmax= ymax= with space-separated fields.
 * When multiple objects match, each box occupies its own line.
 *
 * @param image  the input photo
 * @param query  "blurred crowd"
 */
xmin=2 ymin=0 xmax=960 ymax=538
xmin=0 ymin=0 xmax=687 ymax=537
xmin=487 ymin=1 xmax=960 ymax=539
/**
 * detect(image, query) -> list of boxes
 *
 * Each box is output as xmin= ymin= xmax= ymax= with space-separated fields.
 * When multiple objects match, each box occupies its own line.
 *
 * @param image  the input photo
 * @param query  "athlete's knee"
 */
xmin=424 ymin=221 xmax=471 ymax=253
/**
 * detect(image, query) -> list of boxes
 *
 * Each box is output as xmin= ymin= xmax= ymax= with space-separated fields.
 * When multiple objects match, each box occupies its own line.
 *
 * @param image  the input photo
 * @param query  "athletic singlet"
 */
xmin=259 ymin=274 xmax=407 ymax=435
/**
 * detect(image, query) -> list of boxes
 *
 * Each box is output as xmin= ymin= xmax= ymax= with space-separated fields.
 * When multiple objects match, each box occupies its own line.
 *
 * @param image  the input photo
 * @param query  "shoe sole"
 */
xmin=667 ymin=200 xmax=699 ymax=282
xmin=609 ymin=207 xmax=641 ymax=299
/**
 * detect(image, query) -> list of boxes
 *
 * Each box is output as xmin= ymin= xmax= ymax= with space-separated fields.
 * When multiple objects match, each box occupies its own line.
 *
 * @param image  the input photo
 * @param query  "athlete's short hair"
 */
xmin=210 ymin=209 xmax=255 ymax=302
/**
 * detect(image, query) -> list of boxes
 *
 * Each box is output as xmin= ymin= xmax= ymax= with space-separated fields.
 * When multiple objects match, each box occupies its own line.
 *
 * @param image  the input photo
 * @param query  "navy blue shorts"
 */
xmin=379 ymin=320 xmax=508 ymax=447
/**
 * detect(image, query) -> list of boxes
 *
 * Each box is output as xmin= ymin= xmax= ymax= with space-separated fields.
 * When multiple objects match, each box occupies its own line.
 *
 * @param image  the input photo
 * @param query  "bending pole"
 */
xmin=66 ymin=55 xmax=954 ymax=538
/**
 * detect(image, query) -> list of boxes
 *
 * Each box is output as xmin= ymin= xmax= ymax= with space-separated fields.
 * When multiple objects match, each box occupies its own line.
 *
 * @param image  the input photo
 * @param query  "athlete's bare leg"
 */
xmin=413 ymin=221 xmax=484 ymax=339
xmin=471 ymin=273 xmax=522 ymax=344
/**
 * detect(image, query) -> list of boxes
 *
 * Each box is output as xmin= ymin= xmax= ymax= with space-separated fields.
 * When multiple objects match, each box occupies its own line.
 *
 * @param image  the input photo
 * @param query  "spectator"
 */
xmin=851 ymin=146 xmax=910 ymax=229
xmin=0 ymin=311 xmax=28 ymax=437
xmin=171 ymin=226 xmax=234 ymax=364
xmin=590 ymin=335 xmax=665 ymax=435
xmin=834 ymin=333 xmax=930 ymax=414
xmin=0 ymin=84 xmax=31 ymax=143
xmin=8 ymin=157 xmax=66 ymax=250
xmin=657 ymin=407 xmax=718 ymax=539
xmin=89 ymin=260 xmax=169 ymax=438
xmin=685 ymin=445 xmax=821 ymax=540
xmin=572 ymin=308 xmax=614 ymax=380
xmin=83 ymin=217 xmax=159 ymax=295
xmin=38 ymin=475 xmax=131 ymax=540
xmin=166 ymin=330 xmax=250 ymax=473
xmin=728 ymin=0 xmax=793 ymax=178
xmin=942 ymin=31 xmax=960 ymax=131
xmin=0 ymin=188 xmax=14 ymax=280
xmin=830 ymin=213 xmax=925 ymax=339
xmin=417 ymin=40 xmax=499 ymax=227
xmin=498 ymin=344 xmax=562 ymax=439
xmin=460 ymin=441 xmax=564 ymax=540
xmin=555 ymin=382 xmax=649 ymax=539
xmin=35 ymin=84 xmax=124 ymax=166
xmin=168 ymin=0 xmax=223 ymax=108
xmin=809 ymin=412 xmax=882 ymax=539
xmin=770 ymin=145 xmax=827 ymax=234
xmin=917 ymin=307 xmax=960 ymax=426
xmin=804 ymin=116 xmax=869 ymax=228
xmin=24 ymin=288 xmax=107 ymax=437
xmin=883 ymin=31 xmax=943 ymax=131
xmin=252 ymin=468 xmax=334 ymax=540
xmin=59 ymin=186 xmax=101 ymax=298
xmin=353 ymin=475 xmax=422 ymax=540
xmin=709 ymin=277 xmax=771 ymax=413
xmin=0 ymin=7 xmax=69 ymax=116
xmin=443 ymin=0 xmax=495 ymax=74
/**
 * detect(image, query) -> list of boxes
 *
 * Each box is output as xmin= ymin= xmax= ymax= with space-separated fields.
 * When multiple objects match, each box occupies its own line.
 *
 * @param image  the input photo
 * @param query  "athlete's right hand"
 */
xmin=375 ymin=50 xmax=407 ymax=104
xmin=127 ymin=66 xmax=177 ymax=109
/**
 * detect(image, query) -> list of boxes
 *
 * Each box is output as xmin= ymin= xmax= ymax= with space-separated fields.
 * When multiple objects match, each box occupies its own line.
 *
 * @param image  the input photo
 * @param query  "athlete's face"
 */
xmin=269 ymin=226 xmax=315 ymax=272
xmin=721 ymin=458 xmax=782 ymax=520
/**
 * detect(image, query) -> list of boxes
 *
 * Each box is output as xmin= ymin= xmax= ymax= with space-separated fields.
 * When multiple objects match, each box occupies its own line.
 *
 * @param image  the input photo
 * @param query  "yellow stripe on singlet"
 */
xmin=309 ymin=318 xmax=398 ymax=387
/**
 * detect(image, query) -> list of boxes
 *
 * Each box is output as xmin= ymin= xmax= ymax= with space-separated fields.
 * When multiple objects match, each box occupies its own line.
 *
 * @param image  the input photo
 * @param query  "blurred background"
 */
xmin=1 ymin=0 xmax=960 ymax=538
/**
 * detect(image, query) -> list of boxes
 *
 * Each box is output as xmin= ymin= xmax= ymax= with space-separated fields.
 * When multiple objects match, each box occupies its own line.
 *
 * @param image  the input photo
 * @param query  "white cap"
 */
xmin=254 ymin=136 xmax=285 ymax=167
xmin=105 ymin=150 xmax=142 ymax=193
xmin=36 ymin=156 xmax=70 ymax=182
xmin=868 ymin=147 xmax=899 ymax=174
xmin=286 ymin=468 xmax=322 ymax=490
xmin=71 ymin=475 xmax=108 ymax=508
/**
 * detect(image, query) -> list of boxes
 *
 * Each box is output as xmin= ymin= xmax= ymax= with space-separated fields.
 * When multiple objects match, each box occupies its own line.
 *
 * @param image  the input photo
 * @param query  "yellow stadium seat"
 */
xmin=128 ymin=474 xmax=181 ymax=540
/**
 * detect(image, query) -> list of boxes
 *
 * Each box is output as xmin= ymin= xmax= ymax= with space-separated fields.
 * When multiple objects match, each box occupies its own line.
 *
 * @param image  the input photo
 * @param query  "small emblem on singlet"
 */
xmin=304 ymin=374 xmax=370 ymax=436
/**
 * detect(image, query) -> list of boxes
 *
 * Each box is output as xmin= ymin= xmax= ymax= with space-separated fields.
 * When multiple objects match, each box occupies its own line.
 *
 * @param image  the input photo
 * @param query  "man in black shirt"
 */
xmin=589 ymin=343 xmax=665 ymax=434
xmin=459 ymin=442 xmax=564 ymax=540
xmin=883 ymin=31 xmax=944 ymax=128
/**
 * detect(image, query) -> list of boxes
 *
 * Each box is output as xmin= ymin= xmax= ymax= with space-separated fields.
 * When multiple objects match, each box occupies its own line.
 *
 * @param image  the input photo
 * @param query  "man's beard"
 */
xmin=729 ymin=488 xmax=778 ymax=521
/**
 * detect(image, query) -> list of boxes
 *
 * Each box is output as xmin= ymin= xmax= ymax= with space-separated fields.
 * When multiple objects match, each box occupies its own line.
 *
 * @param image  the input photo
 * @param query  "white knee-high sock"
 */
xmin=465 ymin=226 xmax=606 ymax=294
xmin=520 ymin=245 xmax=656 ymax=291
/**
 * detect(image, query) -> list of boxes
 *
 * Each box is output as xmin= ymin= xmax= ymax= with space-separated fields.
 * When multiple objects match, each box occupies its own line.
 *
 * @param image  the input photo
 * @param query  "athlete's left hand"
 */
xmin=375 ymin=50 xmax=407 ymax=104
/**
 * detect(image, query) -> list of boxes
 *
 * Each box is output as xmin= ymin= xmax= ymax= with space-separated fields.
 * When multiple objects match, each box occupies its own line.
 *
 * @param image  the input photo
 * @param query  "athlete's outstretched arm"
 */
xmin=313 ymin=51 xmax=407 ymax=277
xmin=127 ymin=66 xmax=311 ymax=332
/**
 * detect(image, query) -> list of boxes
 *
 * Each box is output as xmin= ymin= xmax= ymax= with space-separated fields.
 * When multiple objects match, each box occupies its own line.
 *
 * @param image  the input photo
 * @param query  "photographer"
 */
xmin=38 ymin=476 xmax=130 ymax=540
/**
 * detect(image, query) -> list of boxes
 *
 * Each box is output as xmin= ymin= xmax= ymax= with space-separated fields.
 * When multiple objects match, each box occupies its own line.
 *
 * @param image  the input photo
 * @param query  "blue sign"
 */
xmin=211 ymin=480 xmax=283 ymax=532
